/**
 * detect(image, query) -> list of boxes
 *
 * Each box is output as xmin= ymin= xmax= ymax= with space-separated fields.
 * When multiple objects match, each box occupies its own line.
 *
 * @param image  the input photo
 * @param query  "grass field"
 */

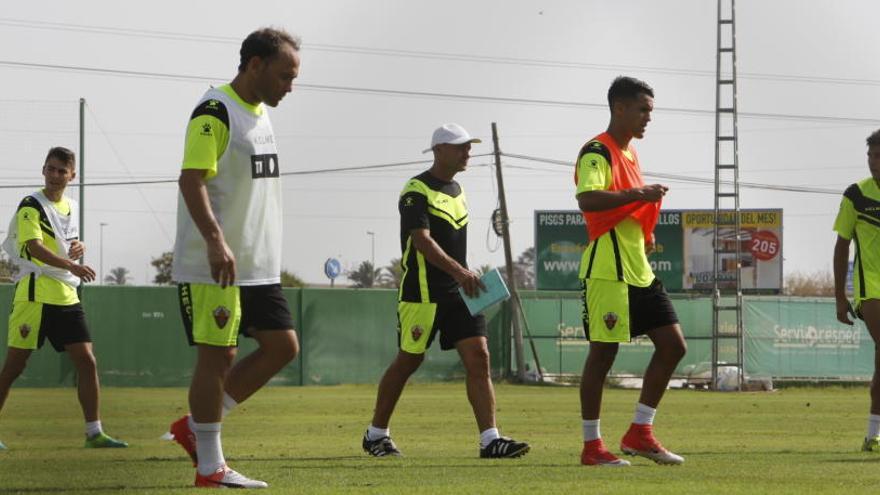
xmin=1 ymin=383 xmax=880 ymax=494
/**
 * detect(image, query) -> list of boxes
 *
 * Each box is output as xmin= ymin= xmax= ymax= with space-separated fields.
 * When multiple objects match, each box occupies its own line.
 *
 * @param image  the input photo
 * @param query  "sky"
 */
xmin=1 ymin=0 xmax=878 ymax=286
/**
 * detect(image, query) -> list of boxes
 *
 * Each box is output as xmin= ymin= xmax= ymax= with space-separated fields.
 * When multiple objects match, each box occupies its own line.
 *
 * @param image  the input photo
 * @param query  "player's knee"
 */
xmin=395 ymin=352 xmax=424 ymax=374
xmin=466 ymin=348 xmax=491 ymax=374
xmin=71 ymin=351 xmax=97 ymax=373
xmin=277 ymin=335 xmax=299 ymax=363
xmin=1 ymin=359 xmax=27 ymax=379
xmin=659 ymin=340 xmax=687 ymax=363
xmin=588 ymin=344 xmax=618 ymax=365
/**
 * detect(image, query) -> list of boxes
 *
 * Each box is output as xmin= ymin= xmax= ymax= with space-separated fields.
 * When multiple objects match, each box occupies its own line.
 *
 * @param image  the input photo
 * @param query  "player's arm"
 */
xmin=410 ymin=229 xmax=485 ymax=297
xmin=833 ymin=236 xmax=853 ymax=325
xmin=179 ymin=169 xmax=235 ymax=288
xmin=16 ymin=205 xmax=94 ymax=281
xmin=578 ymin=186 xmax=668 ymax=212
xmin=24 ymin=239 xmax=95 ymax=282
xmin=179 ymin=100 xmax=234 ymax=287
xmin=833 ymin=190 xmax=858 ymax=325
xmin=574 ymin=149 xmax=667 ymax=212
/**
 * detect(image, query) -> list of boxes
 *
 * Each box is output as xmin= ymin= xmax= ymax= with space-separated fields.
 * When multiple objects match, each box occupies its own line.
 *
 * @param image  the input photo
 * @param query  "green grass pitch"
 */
xmin=1 ymin=383 xmax=880 ymax=494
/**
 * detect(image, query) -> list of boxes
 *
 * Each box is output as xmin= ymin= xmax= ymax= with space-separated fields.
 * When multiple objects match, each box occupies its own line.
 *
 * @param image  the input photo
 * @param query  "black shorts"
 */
xmin=397 ymin=294 xmax=488 ymax=353
xmin=239 ymin=284 xmax=295 ymax=336
xmin=582 ymin=278 xmax=679 ymax=340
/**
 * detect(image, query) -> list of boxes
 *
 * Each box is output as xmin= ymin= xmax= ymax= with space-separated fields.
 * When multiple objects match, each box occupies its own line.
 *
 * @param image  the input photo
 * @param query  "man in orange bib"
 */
xmin=574 ymin=77 xmax=687 ymax=467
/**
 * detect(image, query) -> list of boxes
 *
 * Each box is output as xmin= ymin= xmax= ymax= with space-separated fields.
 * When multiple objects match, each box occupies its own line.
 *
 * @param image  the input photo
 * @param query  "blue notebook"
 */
xmin=459 ymin=268 xmax=511 ymax=316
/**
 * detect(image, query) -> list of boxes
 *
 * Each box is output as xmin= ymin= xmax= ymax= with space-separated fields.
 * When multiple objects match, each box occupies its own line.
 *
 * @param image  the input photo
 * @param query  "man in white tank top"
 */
xmin=0 ymin=147 xmax=127 ymax=450
xmin=168 ymin=28 xmax=301 ymax=489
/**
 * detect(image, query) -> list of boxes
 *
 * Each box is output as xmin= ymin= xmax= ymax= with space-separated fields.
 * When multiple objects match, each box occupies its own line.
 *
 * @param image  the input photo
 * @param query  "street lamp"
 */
xmin=366 ymin=231 xmax=375 ymax=284
xmin=99 ymin=222 xmax=108 ymax=284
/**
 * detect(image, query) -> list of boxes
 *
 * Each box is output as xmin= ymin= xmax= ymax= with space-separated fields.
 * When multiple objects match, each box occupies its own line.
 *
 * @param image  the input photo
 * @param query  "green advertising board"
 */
xmin=534 ymin=211 xmax=586 ymax=291
xmin=535 ymin=209 xmax=782 ymax=293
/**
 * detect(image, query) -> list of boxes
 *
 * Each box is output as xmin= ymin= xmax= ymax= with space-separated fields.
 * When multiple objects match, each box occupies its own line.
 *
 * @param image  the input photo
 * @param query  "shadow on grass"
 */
xmin=136 ymin=454 xmax=601 ymax=469
xmin=823 ymin=457 xmax=880 ymax=464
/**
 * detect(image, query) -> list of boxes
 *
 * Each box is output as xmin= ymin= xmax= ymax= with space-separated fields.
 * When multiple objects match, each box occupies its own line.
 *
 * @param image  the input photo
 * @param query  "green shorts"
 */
xmin=581 ymin=278 xmax=679 ymax=343
xmin=178 ymin=283 xmax=242 ymax=347
xmin=7 ymin=301 xmax=91 ymax=352
xmin=582 ymin=278 xmax=631 ymax=343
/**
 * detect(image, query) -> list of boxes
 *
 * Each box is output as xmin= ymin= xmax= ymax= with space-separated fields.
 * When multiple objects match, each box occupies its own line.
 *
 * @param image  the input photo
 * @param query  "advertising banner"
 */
xmin=744 ymin=298 xmax=872 ymax=379
xmin=535 ymin=209 xmax=783 ymax=293
xmin=681 ymin=210 xmax=783 ymax=291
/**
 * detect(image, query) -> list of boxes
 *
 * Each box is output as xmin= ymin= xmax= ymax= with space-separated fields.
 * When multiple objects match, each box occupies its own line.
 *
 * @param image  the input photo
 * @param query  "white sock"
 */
xmin=221 ymin=392 xmax=238 ymax=419
xmin=85 ymin=420 xmax=103 ymax=438
xmin=633 ymin=403 xmax=657 ymax=425
xmin=480 ymin=427 xmax=500 ymax=449
xmin=868 ymin=414 xmax=880 ymax=438
xmin=193 ymin=421 xmax=225 ymax=476
xmin=367 ymin=425 xmax=390 ymax=441
xmin=582 ymin=419 xmax=600 ymax=442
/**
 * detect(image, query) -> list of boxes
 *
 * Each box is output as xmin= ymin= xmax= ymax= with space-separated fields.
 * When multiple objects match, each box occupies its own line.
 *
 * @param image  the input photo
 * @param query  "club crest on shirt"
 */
xmin=18 ymin=324 xmax=31 ymax=339
xmin=603 ymin=312 xmax=619 ymax=330
xmin=213 ymin=306 xmax=231 ymax=329
xmin=411 ymin=325 xmax=424 ymax=341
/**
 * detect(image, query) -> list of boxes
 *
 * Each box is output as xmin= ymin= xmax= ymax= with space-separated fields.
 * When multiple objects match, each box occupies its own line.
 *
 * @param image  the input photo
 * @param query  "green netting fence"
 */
xmin=0 ymin=285 xmax=870 ymax=387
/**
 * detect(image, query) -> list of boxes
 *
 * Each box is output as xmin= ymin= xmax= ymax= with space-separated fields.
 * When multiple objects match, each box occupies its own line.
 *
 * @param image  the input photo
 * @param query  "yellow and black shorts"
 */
xmin=581 ymin=278 xmax=678 ymax=343
xmin=397 ymin=295 xmax=487 ymax=354
xmin=177 ymin=283 xmax=294 ymax=347
xmin=7 ymin=301 xmax=91 ymax=352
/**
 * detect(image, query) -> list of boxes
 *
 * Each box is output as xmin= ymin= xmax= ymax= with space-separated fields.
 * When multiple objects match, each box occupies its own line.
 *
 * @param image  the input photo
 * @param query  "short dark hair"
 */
xmin=607 ymin=76 xmax=654 ymax=108
xmin=867 ymin=129 xmax=880 ymax=147
xmin=238 ymin=27 xmax=301 ymax=72
xmin=44 ymin=146 xmax=76 ymax=169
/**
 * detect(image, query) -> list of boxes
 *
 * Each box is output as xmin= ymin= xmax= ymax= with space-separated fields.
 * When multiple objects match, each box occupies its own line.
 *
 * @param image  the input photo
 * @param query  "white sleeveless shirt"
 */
xmin=172 ymin=87 xmax=283 ymax=285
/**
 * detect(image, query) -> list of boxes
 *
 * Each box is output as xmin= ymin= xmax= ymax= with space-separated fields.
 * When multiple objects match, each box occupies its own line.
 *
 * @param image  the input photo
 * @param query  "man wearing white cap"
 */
xmin=362 ymin=123 xmax=530 ymax=459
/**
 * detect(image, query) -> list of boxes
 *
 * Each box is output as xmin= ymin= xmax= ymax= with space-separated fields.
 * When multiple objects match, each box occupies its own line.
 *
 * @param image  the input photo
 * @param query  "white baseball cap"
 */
xmin=422 ymin=123 xmax=482 ymax=153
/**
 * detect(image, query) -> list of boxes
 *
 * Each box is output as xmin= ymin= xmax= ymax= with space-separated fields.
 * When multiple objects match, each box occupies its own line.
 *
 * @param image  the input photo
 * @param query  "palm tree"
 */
xmin=347 ymin=261 xmax=381 ymax=288
xmin=104 ymin=266 xmax=130 ymax=285
xmin=376 ymin=257 xmax=403 ymax=288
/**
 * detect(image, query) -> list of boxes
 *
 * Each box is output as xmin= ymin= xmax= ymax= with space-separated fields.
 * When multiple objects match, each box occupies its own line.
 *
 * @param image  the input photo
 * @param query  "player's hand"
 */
xmin=68 ymin=261 xmax=96 ymax=283
xmin=455 ymin=268 xmax=486 ymax=298
xmin=207 ymin=238 xmax=236 ymax=288
xmin=645 ymin=233 xmax=656 ymax=256
xmin=836 ymin=297 xmax=854 ymax=325
xmin=636 ymin=184 xmax=668 ymax=202
xmin=67 ymin=240 xmax=84 ymax=260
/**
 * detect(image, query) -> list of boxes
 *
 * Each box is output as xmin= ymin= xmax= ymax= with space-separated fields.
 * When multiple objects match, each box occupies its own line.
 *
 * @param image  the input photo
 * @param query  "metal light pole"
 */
xmin=99 ymin=222 xmax=108 ymax=284
xmin=366 ymin=230 xmax=376 ymax=285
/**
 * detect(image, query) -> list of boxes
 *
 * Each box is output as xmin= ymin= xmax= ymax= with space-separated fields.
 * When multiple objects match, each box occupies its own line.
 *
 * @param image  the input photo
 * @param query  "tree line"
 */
xmin=0 ymin=248 xmax=837 ymax=295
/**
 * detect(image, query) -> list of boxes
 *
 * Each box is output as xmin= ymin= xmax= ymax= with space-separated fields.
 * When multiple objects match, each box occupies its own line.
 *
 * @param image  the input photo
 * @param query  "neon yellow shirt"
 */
xmin=834 ymin=177 xmax=880 ymax=302
xmin=575 ymin=148 xmax=654 ymax=287
xmin=13 ymin=194 xmax=79 ymax=305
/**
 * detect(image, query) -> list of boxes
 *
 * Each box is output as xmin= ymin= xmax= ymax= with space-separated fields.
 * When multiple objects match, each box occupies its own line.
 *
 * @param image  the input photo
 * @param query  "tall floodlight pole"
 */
xmin=79 ymin=98 xmax=85 ymax=256
xmin=100 ymin=222 xmax=108 ymax=284
xmin=366 ymin=231 xmax=376 ymax=285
